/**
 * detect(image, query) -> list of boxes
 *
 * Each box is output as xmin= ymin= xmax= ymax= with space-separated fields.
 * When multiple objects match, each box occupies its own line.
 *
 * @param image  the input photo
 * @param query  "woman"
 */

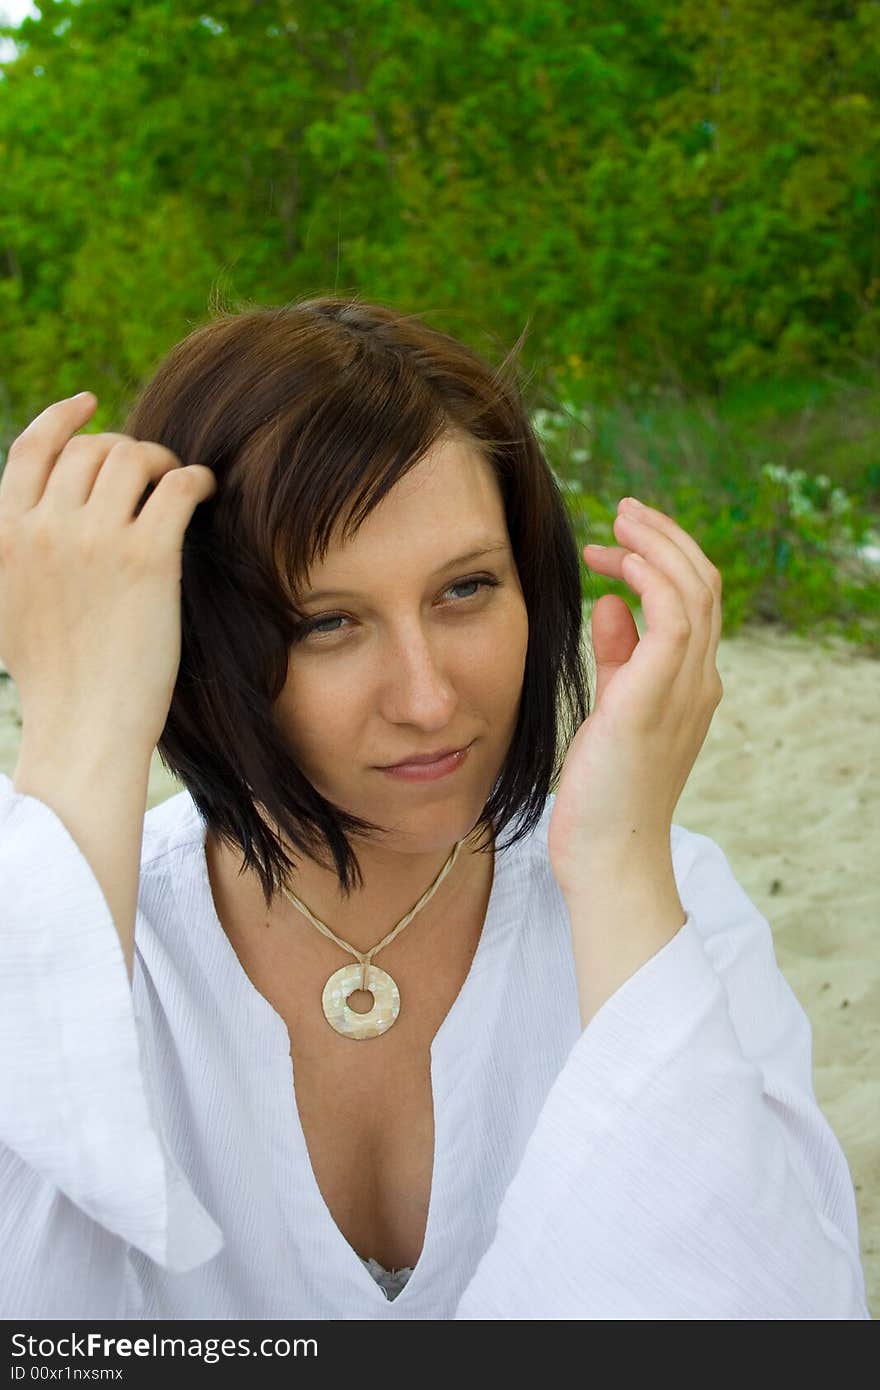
xmin=0 ymin=295 xmax=869 ymax=1318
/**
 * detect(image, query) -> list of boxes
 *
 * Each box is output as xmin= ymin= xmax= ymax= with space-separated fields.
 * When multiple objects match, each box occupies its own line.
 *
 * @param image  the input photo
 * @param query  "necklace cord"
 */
xmin=279 ymin=838 xmax=466 ymax=992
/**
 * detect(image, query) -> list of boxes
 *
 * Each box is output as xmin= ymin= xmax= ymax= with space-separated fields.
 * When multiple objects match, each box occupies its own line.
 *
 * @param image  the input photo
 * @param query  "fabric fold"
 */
xmin=0 ymin=773 xmax=224 ymax=1276
xmin=453 ymin=834 xmax=869 ymax=1319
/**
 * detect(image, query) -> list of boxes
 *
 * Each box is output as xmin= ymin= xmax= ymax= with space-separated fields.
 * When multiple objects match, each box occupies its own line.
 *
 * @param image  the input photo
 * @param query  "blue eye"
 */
xmin=447 ymin=578 xmax=483 ymax=601
xmin=302 ymin=614 xmax=347 ymax=638
xmin=298 ymin=575 xmax=499 ymax=642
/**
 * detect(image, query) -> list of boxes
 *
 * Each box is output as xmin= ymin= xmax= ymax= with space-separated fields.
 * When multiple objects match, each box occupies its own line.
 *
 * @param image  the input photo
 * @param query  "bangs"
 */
xmin=262 ymin=376 xmax=455 ymax=615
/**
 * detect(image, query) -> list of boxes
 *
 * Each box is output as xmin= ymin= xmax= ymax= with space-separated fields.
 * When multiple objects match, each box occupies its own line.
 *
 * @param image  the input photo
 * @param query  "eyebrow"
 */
xmin=298 ymin=542 xmax=510 ymax=604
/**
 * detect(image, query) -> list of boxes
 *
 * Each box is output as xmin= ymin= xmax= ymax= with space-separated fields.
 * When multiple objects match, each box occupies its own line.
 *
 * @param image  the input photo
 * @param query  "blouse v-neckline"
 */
xmin=181 ymin=797 xmax=519 ymax=1312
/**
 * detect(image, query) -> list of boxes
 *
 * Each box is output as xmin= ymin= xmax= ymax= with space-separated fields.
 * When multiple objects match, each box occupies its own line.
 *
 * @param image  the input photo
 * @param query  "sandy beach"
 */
xmin=1 ymin=619 xmax=877 ymax=1317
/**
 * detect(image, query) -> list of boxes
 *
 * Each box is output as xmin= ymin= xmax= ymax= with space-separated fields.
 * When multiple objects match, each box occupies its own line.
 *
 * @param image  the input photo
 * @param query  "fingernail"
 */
xmin=72 ymin=391 xmax=95 ymax=402
xmin=620 ymin=496 xmax=643 ymax=511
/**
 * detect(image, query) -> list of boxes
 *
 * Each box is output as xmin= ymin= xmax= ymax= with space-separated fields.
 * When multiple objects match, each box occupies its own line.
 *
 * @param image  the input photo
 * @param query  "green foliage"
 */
xmin=0 ymin=0 xmax=878 ymax=652
xmin=4 ymin=0 xmax=878 ymax=401
xmin=537 ymin=373 xmax=880 ymax=655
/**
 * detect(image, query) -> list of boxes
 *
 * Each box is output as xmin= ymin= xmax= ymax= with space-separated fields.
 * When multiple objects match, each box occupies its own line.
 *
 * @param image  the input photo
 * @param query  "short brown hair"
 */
xmin=121 ymin=294 xmax=590 ymax=906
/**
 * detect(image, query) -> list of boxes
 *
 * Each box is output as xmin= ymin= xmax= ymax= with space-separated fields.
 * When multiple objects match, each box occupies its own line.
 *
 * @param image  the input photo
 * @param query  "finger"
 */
xmin=41 ymin=433 xmax=161 ymax=510
xmin=585 ymin=538 xmax=721 ymax=703
xmin=0 ymin=393 xmax=97 ymax=514
xmin=606 ymin=549 xmax=694 ymax=701
xmin=612 ymin=511 xmax=714 ymax=679
xmin=135 ymin=463 xmax=218 ymax=542
xmin=79 ymin=439 xmax=185 ymax=521
xmin=616 ymin=498 xmax=722 ymax=659
xmin=617 ymin=498 xmax=721 ymax=596
xmin=588 ymin=506 xmax=721 ymax=685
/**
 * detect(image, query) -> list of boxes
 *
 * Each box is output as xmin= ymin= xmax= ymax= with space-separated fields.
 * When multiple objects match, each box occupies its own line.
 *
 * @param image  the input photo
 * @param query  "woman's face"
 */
xmin=273 ymin=434 xmax=529 ymax=852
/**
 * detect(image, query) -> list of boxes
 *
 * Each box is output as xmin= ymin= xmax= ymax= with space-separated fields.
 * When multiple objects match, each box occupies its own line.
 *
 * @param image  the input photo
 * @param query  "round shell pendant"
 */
xmin=321 ymin=963 xmax=401 ymax=1040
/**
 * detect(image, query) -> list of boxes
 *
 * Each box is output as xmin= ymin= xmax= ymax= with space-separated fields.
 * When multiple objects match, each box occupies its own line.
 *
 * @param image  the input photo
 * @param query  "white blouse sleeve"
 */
xmin=0 ymin=773 xmax=224 ymax=1319
xmin=454 ymin=829 xmax=871 ymax=1320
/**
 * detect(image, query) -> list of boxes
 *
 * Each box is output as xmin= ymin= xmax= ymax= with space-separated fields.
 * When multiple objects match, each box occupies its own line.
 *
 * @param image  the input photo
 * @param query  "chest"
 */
xmin=211 ymin=887 xmax=486 ymax=1274
xmin=264 ymin=958 xmax=477 ymax=1273
xmin=289 ymin=1030 xmax=437 ymax=1271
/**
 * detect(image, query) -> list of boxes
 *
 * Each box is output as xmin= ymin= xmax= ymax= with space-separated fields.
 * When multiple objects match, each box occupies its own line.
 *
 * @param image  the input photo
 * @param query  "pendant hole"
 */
xmin=346 ymin=989 xmax=375 ymax=1015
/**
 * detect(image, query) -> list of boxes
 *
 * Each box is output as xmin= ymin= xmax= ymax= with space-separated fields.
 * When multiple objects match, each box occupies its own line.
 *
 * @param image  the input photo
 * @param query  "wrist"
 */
xmin=14 ymin=736 xmax=153 ymax=798
xmin=554 ymin=830 xmax=675 ymax=902
xmin=559 ymin=849 xmax=687 ymax=1030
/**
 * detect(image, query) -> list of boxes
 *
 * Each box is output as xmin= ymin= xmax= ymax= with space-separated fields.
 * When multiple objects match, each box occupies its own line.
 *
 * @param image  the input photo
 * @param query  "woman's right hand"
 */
xmin=0 ymin=393 xmax=218 ymax=757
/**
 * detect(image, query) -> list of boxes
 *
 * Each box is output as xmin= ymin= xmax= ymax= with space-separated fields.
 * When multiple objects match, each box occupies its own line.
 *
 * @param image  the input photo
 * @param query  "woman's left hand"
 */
xmin=547 ymin=497 xmax=724 ymax=901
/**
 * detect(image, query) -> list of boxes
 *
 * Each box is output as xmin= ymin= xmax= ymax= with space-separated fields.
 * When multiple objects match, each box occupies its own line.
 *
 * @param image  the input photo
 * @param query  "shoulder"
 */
xmin=668 ymin=822 xmax=775 ymax=971
xmin=494 ymin=792 xmax=557 ymax=895
xmin=140 ymin=785 xmax=205 ymax=876
xmin=137 ymin=787 xmax=743 ymax=941
xmin=135 ymin=789 xmax=209 ymax=967
xmin=670 ymin=819 xmax=740 ymax=915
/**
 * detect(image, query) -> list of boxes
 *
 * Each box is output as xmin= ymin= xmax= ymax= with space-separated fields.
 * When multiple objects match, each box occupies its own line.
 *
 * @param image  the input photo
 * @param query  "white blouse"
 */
xmin=0 ymin=772 xmax=869 ymax=1320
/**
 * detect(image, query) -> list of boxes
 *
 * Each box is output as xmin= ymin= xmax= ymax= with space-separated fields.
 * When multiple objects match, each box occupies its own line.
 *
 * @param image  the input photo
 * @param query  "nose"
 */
xmin=377 ymin=626 xmax=458 ymax=726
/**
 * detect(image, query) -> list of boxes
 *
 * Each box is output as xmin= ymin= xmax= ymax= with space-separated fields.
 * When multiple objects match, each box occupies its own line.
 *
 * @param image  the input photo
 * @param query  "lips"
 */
xmin=378 ymin=743 xmax=473 ymax=781
xmin=382 ymin=743 xmax=468 ymax=769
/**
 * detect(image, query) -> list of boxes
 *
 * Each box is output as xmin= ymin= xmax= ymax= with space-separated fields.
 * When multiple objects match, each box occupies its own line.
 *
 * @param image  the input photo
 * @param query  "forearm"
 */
xmin=13 ymin=736 xmax=153 ymax=985
xmin=563 ymin=842 xmax=688 ymax=1030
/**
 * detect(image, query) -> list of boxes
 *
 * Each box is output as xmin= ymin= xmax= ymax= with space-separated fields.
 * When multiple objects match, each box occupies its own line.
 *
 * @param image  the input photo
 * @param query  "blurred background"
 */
xmin=0 ymin=0 xmax=877 ymax=1313
xmin=2 ymin=0 xmax=880 ymax=651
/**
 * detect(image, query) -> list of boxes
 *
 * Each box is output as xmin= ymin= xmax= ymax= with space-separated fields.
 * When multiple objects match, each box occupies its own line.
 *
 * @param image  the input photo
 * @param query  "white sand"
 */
xmin=2 ymin=619 xmax=877 ymax=1316
xmin=671 ymin=621 xmax=879 ymax=1318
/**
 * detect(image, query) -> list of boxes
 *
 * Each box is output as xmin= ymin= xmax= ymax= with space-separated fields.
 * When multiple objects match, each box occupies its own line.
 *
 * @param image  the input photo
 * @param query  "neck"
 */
xmin=207 ymin=823 xmax=495 ymax=960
